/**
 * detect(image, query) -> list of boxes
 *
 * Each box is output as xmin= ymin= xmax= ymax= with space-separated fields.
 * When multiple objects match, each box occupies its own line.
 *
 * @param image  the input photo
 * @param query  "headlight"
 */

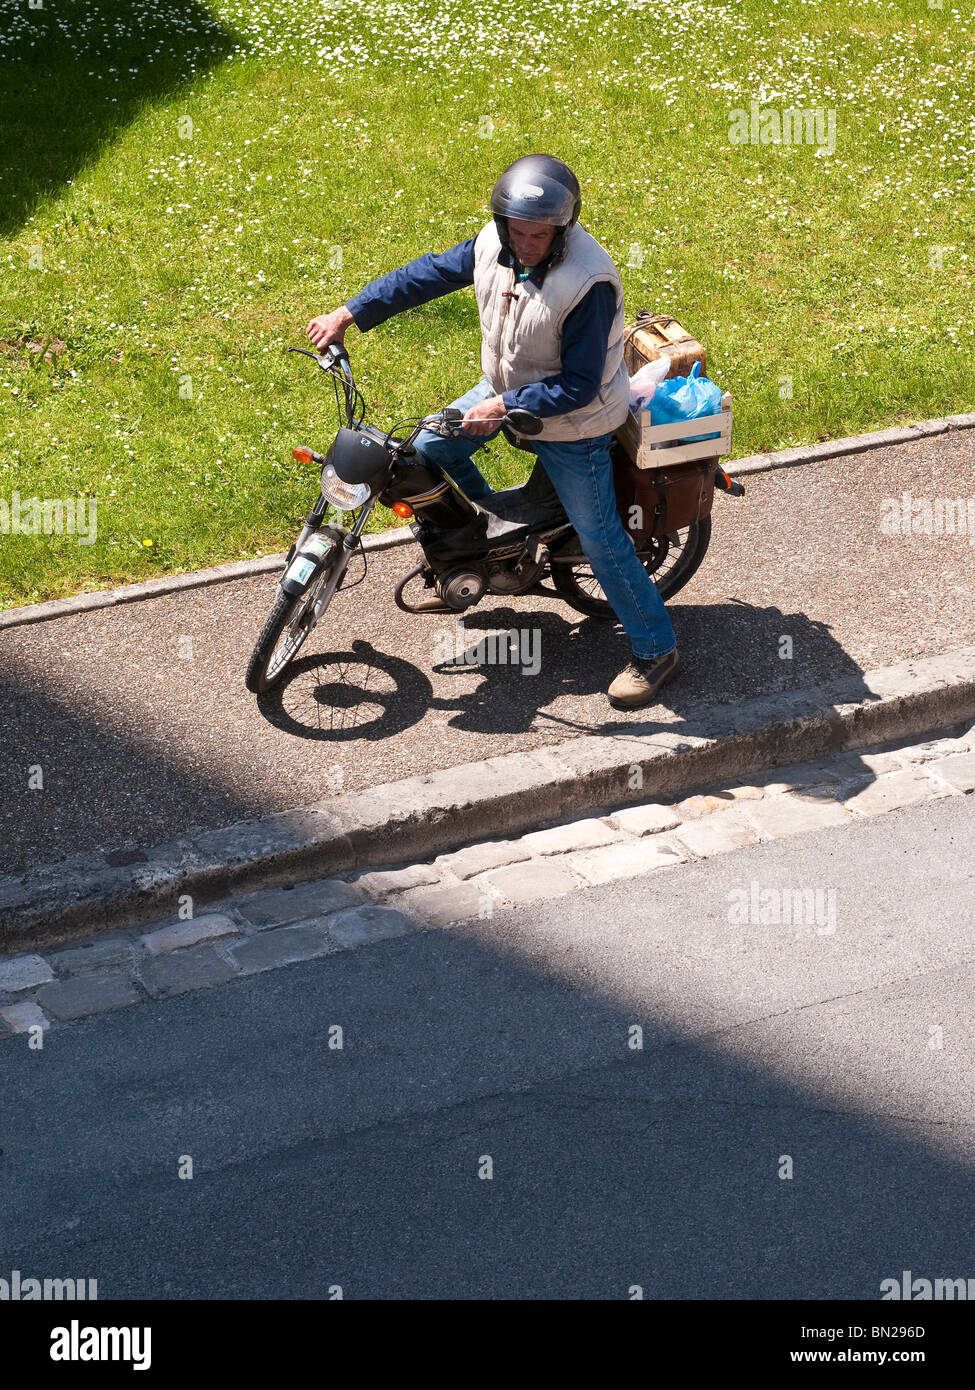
xmin=320 ymin=464 xmax=371 ymax=510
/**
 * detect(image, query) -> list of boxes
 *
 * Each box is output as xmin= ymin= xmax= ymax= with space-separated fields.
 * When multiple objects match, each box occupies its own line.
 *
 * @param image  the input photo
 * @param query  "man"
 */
xmin=306 ymin=154 xmax=679 ymax=710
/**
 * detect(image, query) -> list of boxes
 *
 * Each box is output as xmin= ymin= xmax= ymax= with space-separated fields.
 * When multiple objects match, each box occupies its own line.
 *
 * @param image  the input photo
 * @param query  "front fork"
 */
xmin=278 ymin=494 xmax=379 ymax=618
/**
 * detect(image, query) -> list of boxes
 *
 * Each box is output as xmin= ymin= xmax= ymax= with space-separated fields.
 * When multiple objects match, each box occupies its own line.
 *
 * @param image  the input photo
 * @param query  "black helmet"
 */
xmin=490 ymin=154 xmax=581 ymax=264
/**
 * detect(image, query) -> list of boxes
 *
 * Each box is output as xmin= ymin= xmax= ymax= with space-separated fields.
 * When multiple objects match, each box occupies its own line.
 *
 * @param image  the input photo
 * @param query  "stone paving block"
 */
xmin=723 ymin=784 xmax=766 ymax=801
xmin=1 ymin=1001 xmax=50 ymax=1034
xmin=742 ymin=794 xmax=851 ymax=839
xmin=755 ymin=763 xmax=847 ymax=795
xmin=392 ymin=882 xmax=494 ymax=927
xmin=352 ymin=864 xmax=440 ymax=897
xmin=675 ymin=794 xmax=727 ymax=819
xmin=606 ymin=804 xmax=681 ymax=836
xmin=227 ymin=923 xmax=335 ymax=976
xmin=36 ymin=970 xmax=142 ymax=1022
xmin=521 ymin=818 xmax=620 ymax=855
xmin=141 ymin=913 xmax=241 ymax=956
xmin=0 ymin=955 xmax=55 ymax=994
xmin=676 ymin=786 xmax=764 ymax=818
xmin=326 ymin=906 xmax=417 ymax=948
xmin=49 ymin=937 xmax=135 ymax=975
xmin=233 ymin=878 xmax=363 ymax=929
xmin=434 ymin=840 xmax=532 ymax=881
xmin=566 ymin=837 xmax=686 ymax=887
xmin=480 ymin=859 xmax=582 ymax=907
xmin=672 ymin=808 xmax=763 ymax=858
xmin=844 ymin=768 xmax=957 ymax=817
xmin=838 ymin=749 xmax=905 ymax=775
xmin=138 ymin=943 xmax=240 ymax=998
xmin=894 ymin=736 xmax=968 ymax=765
xmin=919 ymin=752 xmax=975 ymax=795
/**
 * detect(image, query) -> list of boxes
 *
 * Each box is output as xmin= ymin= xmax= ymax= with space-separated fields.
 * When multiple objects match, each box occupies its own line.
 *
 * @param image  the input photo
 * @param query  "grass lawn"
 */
xmin=1 ymin=0 xmax=972 ymax=609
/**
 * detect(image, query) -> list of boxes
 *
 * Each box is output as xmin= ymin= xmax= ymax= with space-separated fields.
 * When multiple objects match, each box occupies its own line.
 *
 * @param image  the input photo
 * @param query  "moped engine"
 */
xmin=486 ymin=552 xmax=544 ymax=595
xmin=437 ymin=567 xmax=486 ymax=610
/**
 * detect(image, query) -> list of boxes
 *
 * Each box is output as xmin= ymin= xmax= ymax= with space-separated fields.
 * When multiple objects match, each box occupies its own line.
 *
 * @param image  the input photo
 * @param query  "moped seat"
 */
xmin=473 ymin=485 xmax=567 ymax=536
xmin=422 ymin=460 xmax=569 ymax=563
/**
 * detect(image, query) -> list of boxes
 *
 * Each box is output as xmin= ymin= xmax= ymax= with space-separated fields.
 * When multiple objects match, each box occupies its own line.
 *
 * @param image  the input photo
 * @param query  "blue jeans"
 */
xmin=413 ymin=378 xmax=678 ymax=661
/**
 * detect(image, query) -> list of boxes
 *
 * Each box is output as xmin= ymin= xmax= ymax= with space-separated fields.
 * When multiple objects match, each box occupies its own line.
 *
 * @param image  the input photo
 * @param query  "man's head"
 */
xmin=506 ymin=217 xmax=558 ymax=268
xmin=490 ymin=154 xmax=581 ymax=269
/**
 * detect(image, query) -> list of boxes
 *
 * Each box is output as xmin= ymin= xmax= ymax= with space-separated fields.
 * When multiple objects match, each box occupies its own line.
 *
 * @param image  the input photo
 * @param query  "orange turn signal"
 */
xmin=292 ymin=446 xmax=314 ymax=464
xmin=391 ymin=501 xmax=413 ymax=518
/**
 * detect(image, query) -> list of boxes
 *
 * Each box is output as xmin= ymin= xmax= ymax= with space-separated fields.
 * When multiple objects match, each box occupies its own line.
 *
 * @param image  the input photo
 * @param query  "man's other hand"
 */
xmin=461 ymin=394 xmax=507 ymax=436
xmin=307 ymin=306 xmax=355 ymax=350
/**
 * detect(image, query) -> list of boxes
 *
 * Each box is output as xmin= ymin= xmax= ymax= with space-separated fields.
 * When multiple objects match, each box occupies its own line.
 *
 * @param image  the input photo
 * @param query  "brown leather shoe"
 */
xmin=607 ymin=649 xmax=680 ymax=709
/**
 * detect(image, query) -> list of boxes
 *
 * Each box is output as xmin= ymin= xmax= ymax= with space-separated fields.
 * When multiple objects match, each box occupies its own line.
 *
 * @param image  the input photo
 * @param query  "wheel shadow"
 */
xmin=257 ymin=640 xmax=434 ymax=743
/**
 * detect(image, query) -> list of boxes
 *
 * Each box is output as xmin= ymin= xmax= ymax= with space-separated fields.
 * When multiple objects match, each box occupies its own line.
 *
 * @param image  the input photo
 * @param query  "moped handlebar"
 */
xmin=286 ymin=341 xmax=542 ymax=445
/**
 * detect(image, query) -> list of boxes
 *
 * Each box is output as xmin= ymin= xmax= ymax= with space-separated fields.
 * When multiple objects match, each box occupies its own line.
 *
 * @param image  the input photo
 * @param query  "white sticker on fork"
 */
xmin=286 ymin=557 xmax=317 ymax=587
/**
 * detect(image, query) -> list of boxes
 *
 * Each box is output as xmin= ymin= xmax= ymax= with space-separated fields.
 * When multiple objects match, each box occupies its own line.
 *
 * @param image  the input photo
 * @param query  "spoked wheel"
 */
xmin=245 ymin=553 xmax=345 ymax=694
xmin=550 ymin=516 xmax=711 ymax=618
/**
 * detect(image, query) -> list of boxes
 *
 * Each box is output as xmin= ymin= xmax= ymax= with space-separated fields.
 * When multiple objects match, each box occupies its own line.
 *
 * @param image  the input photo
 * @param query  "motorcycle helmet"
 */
xmin=489 ymin=154 xmax=581 ymax=264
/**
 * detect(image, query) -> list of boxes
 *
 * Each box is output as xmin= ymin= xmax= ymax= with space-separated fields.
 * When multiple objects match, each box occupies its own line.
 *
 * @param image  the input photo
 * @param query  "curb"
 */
xmin=3 ymin=409 xmax=974 ymax=632
xmin=728 ymin=410 xmax=975 ymax=476
xmin=0 ymin=525 xmax=415 ymax=632
xmin=3 ymin=644 xmax=975 ymax=953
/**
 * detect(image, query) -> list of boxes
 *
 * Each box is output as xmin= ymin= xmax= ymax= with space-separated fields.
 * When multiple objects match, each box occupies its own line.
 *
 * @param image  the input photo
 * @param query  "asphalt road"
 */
xmin=0 ymin=792 xmax=972 ymax=1299
xmin=2 ymin=431 xmax=973 ymax=875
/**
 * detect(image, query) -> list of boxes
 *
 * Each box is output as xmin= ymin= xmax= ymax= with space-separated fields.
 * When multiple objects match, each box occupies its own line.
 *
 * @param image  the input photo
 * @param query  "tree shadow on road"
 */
xmin=2 ymin=805 xmax=974 ymax=1298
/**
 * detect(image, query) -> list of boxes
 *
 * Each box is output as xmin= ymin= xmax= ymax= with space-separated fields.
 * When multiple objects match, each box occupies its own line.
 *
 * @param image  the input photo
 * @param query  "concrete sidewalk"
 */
xmin=2 ymin=426 xmax=974 ymax=908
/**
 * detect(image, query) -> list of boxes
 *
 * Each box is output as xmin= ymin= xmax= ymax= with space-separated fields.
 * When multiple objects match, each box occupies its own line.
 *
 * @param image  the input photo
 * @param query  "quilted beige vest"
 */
xmin=473 ymin=219 xmax=630 ymax=442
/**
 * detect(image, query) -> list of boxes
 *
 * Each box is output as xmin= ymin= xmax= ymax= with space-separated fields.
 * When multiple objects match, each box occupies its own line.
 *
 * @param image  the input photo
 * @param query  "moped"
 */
xmin=244 ymin=343 xmax=740 ymax=694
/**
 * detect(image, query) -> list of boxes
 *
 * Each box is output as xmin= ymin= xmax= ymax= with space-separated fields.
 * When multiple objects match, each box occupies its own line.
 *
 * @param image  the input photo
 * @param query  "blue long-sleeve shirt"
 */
xmin=344 ymin=236 xmax=617 ymax=417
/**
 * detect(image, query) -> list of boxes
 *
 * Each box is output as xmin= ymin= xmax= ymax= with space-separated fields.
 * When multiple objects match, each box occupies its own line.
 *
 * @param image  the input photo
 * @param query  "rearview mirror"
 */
xmin=506 ymin=409 xmax=543 ymax=436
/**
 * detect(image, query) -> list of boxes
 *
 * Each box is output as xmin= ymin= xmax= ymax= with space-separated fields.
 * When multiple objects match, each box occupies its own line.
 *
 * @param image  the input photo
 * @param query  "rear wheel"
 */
xmin=551 ymin=516 xmax=711 ymax=618
xmin=245 ymin=553 xmax=344 ymax=694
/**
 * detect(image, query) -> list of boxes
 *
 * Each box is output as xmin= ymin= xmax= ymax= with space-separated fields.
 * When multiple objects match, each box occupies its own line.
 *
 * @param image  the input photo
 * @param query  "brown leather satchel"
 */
xmin=613 ymin=443 xmax=719 ymax=539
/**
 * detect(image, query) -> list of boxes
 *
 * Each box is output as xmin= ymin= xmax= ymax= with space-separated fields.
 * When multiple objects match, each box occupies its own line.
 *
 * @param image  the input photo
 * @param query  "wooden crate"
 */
xmin=616 ymin=391 xmax=733 ymax=469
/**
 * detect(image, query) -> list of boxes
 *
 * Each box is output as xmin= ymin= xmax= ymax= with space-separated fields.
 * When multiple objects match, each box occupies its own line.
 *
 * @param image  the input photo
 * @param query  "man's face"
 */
xmin=507 ymin=217 xmax=558 ymax=268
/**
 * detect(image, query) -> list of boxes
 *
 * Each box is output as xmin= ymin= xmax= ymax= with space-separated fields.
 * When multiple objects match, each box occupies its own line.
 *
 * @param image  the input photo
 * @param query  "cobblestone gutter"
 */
xmin=1 ymin=722 xmax=973 ymax=1039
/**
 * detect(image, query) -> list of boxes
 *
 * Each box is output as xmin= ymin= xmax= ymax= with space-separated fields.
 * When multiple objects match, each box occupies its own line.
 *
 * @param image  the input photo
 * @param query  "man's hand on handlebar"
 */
xmin=307 ymin=305 xmax=355 ymax=351
xmin=460 ymin=394 xmax=507 ymax=437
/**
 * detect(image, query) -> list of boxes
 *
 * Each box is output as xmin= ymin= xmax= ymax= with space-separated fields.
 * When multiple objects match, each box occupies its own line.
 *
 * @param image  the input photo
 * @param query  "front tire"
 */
xmin=245 ymin=555 xmax=342 ymax=694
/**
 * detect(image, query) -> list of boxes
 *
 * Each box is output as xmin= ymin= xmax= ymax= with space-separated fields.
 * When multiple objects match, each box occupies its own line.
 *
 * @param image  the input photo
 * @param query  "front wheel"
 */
xmin=550 ymin=517 xmax=712 ymax=618
xmin=245 ymin=553 xmax=344 ymax=694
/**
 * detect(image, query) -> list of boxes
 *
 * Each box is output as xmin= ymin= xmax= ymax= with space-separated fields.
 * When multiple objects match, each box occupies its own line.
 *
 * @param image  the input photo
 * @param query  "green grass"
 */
xmin=1 ymin=0 xmax=972 ymax=608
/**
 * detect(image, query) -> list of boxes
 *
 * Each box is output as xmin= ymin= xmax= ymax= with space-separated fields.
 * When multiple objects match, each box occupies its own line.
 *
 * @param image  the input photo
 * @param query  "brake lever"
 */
xmin=284 ymin=346 xmax=344 ymax=374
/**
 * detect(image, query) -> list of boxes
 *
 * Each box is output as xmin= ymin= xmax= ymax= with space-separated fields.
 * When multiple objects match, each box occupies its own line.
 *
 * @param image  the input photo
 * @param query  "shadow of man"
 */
xmin=265 ymin=599 xmax=881 ymax=794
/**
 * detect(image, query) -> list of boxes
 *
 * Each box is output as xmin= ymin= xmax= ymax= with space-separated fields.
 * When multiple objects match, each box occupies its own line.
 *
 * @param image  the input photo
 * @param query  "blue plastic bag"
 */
xmin=647 ymin=361 xmax=722 ymax=443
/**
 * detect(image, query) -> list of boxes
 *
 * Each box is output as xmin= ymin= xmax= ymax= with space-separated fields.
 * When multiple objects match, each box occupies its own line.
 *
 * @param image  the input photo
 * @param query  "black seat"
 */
xmin=420 ymin=460 xmax=569 ymax=565
xmin=473 ymin=457 xmax=567 ymax=539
